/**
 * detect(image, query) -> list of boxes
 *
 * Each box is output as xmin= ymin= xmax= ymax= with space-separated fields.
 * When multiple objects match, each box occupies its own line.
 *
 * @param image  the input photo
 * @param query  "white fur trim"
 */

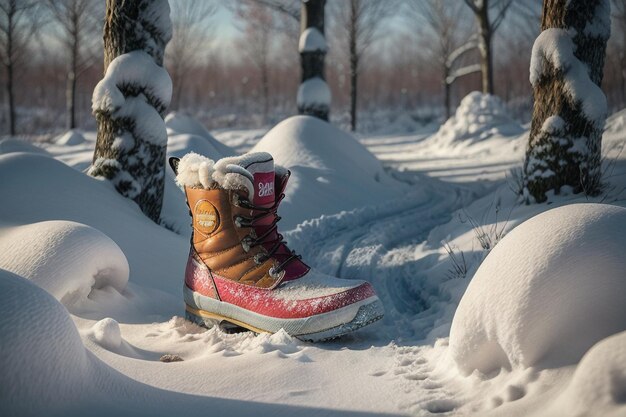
xmin=176 ymin=152 xmax=216 ymax=189
xmin=212 ymin=152 xmax=274 ymax=199
xmin=213 ymin=168 xmax=254 ymax=199
xmin=177 ymin=152 xmax=279 ymax=199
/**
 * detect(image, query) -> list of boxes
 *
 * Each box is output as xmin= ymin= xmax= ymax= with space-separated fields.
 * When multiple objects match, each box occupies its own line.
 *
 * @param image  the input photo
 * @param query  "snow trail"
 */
xmin=287 ymin=165 xmax=485 ymax=335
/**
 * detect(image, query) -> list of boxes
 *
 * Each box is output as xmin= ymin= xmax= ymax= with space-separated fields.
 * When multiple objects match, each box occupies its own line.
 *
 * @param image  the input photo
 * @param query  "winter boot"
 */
xmin=170 ymin=151 xmax=384 ymax=341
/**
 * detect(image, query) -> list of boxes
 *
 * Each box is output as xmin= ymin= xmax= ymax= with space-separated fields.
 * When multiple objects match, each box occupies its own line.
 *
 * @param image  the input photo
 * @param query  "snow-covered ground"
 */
xmin=1 ymin=99 xmax=626 ymax=416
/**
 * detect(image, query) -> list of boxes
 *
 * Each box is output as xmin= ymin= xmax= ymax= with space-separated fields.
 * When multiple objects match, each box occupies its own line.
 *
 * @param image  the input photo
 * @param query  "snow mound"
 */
xmin=90 ymin=318 xmax=123 ymax=350
xmin=605 ymin=108 xmax=626 ymax=134
xmin=252 ymin=115 xmax=405 ymax=228
xmin=0 ymin=221 xmax=129 ymax=307
xmin=0 ymin=138 xmax=50 ymax=155
xmin=433 ymin=92 xmax=523 ymax=145
xmin=237 ymin=329 xmax=300 ymax=355
xmin=167 ymin=133 xmax=234 ymax=161
xmin=0 ymin=152 xmax=188 ymax=303
xmin=55 ymin=129 xmax=86 ymax=146
xmin=449 ymin=203 xmax=626 ymax=375
xmin=166 ymin=112 xmax=235 ymax=159
xmin=554 ymin=331 xmax=626 ymax=416
xmin=0 ymin=269 xmax=91 ymax=415
xmin=166 ymin=112 xmax=213 ymax=139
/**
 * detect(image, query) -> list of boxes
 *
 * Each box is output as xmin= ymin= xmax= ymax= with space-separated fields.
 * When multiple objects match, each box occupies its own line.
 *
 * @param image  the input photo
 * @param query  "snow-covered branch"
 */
xmin=446 ymin=64 xmax=482 ymax=85
xmin=446 ymin=37 xmax=478 ymax=68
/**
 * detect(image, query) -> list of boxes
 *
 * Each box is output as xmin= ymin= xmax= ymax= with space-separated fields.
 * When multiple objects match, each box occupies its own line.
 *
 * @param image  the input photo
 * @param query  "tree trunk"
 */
xmin=66 ymin=71 xmax=77 ymax=129
xmin=444 ymin=65 xmax=451 ymax=119
xmin=622 ymin=25 xmax=626 ymax=107
xmin=349 ymin=0 xmax=358 ymax=132
xmin=90 ymin=0 xmax=172 ymax=223
xmin=7 ymin=61 xmax=15 ymax=136
xmin=7 ymin=7 xmax=15 ymax=136
xmin=298 ymin=0 xmax=329 ymax=120
xmin=523 ymin=0 xmax=610 ymax=203
xmin=67 ymin=21 xmax=78 ymax=130
xmin=261 ymin=59 xmax=269 ymax=124
xmin=477 ymin=0 xmax=494 ymax=95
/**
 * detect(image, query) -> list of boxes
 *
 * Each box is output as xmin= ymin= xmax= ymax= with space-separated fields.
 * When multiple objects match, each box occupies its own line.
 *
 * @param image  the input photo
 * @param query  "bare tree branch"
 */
xmin=45 ymin=0 xmax=103 ymax=128
xmin=166 ymin=0 xmax=217 ymax=110
xmin=463 ymin=0 xmax=480 ymax=14
xmin=491 ymin=0 xmax=515 ymax=32
xmin=251 ymin=0 xmax=300 ymax=20
xmin=0 ymin=0 xmax=42 ymax=134
xmin=331 ymin=0 xmax=397 ymax=130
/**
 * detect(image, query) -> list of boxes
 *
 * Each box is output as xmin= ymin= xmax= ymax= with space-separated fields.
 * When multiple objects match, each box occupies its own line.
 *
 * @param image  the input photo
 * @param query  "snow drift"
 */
xmin=433 ymin=92 xmax=523 ymax=146
xmin=165 ymin=112 xmax=235 ymax=160
xmin=252 ymin=115 xmax=405 ymax=228
xmin=0 ymin=269 xmax=92 ymax=416
xmin=553 ymin=330 xmax=626 ymax=416
xmin=55 ymin=129 xmax=86 ymax=146
xmin=605 ymin=108 xmax=626 ymax=134
xmin=0 ymin=270 xmax=329 ymax=417
xmin=0 ymin=138 xmax=50 ymax=156
xmin=0 ymin=152 xmax=188 ymax=306
xmin=0 ymin=221 xmax=129 ymax=307
xmin=449 ymin=203 xmax=626 ymax=375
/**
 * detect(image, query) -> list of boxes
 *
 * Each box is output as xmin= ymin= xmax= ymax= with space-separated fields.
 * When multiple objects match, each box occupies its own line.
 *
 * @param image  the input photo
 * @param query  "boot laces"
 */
xmin=235 ymin=194 xmax=301 ymax=275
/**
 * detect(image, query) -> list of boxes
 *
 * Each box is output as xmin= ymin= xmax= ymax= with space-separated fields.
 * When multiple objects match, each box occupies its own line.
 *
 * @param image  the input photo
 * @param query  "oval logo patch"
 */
xmin=194 ymin=200 xmax=219 ymax=235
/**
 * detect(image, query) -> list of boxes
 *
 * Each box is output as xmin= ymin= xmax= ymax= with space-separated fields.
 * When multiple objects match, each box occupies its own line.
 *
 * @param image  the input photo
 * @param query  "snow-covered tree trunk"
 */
xmin=523 ymin=0 xmax=610 ymax=203
xmin=89 ymin=0 xmax=172 ymax=222
xmin=297 ymin=0 xmax=329 ymax=121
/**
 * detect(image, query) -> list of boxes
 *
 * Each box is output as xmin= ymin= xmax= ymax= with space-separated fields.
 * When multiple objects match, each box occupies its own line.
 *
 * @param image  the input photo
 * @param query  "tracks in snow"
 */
xmin=286 ymin=172 xmax=480 ymax=324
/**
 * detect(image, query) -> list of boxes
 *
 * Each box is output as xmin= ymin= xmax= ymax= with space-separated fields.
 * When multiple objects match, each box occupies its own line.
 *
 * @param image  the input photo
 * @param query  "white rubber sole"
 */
xmin=183 ymin=286 xmax=384 ymax=341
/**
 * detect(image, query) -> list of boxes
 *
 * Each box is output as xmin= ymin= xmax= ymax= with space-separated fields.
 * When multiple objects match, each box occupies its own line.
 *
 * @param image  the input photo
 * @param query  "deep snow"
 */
xmin=450 ymin=204 xmax=626 ymax=374
xmin=1 ymin=97 xmax=626 ymax=416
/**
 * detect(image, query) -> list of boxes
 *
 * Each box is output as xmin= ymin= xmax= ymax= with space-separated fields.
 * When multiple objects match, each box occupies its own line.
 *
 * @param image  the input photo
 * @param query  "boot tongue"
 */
xmin=245 ymin=157 xmax=275 ymax=208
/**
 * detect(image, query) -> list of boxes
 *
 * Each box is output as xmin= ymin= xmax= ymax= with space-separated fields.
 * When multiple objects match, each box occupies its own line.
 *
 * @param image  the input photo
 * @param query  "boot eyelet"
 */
xmin=234 ymin=216 xmax=242 ymax=228
xmin=254 ymin=253 xmax=265 ymax=265
xmin=241 ymin=237 xmax=251 ymax=253
xmin=269 ymin=267 xmax=285 ymax=280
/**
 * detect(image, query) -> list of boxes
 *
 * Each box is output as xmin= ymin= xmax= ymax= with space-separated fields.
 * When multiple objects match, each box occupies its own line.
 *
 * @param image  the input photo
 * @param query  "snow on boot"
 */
xmin=170 ymin=151 xmax=384 ymax=341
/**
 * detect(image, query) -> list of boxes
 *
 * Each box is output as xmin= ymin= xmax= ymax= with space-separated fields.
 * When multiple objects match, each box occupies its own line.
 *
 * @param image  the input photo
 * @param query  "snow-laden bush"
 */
xmin=449 ymin=203 xmax=626 ymax=375
xmin=434 ymin=92 xmax=523 ymax=145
